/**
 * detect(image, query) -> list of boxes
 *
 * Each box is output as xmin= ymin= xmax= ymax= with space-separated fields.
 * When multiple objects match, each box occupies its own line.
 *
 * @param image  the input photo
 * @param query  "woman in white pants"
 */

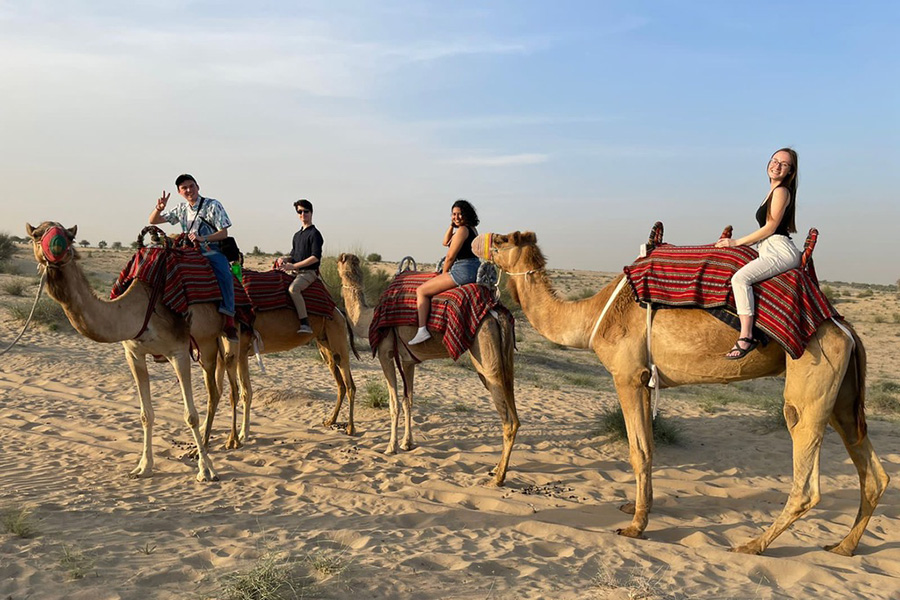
xmin=715 ymin=148 xmax=801 ymax=359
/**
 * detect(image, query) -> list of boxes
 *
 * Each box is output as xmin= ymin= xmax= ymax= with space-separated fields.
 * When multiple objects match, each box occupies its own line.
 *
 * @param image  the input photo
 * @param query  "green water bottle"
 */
xmin=231 ymin=262 xmax=243 ymax=282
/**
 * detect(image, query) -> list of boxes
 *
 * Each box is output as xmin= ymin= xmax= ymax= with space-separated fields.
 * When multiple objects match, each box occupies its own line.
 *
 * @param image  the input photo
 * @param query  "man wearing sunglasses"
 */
xmin=275 ymin=199 xmax=323 ymax=335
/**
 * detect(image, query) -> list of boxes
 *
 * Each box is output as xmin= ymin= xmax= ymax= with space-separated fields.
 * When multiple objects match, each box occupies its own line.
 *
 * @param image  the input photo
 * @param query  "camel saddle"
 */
xmin=240 ymin=269 xmax=336 ymax=318
xmin=111 ymin=246 xmax=253 ymax=326
xmin=368 ymin=272 xmax=513 ymax=360
xmin=623 ymin=224 xmax=838 ymax=359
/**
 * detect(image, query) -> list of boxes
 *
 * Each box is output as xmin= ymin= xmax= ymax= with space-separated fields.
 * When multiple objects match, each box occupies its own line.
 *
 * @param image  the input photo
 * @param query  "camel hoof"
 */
xmin=196 ymin=468 xmax=220 ymax=483
xmin=384 ymin=445 xmax=398 ymax=455
xmin=730 ymin=541 xmax=764 ymax=555
xmin=400 ymin=442 xmax=416 ymax=451
xmin=615 ymin=526 xmax=646 ymax=539
xmin=618 ymin=502 xmax=636 ymax=515
xmin=824 ymin=542 xmax=854 ymax=557
xmin=344 ymin=425 xmax=356 ymax=436
xmin=129 ymin=469 xmax=152 ymax=479
xmin=224 ymin=435 xmax=241 ymax=450
xmin=322 ymin=419 xmax=336 ymax=428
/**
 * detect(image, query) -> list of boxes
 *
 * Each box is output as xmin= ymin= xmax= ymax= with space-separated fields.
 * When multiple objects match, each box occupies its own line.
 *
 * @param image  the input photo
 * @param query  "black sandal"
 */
xmin=725 ymin=337 xmax=759 ymax=360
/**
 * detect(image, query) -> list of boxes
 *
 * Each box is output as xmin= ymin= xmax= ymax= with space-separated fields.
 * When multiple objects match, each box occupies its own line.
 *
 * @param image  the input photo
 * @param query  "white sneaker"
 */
xmin=297 ymin=324 xmax=313 ymax=335
xmin=408 ymin=327 xmax=431 ymax=345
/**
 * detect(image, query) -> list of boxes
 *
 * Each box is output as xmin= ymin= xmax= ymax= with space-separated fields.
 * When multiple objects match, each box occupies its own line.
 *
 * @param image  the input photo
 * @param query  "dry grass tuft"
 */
xmin=1 ymin=505 xmax=40 ymax=538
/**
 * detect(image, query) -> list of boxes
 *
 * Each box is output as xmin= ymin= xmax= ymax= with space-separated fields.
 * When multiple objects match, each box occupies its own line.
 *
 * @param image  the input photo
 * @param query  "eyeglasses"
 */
xmin=769 ymin=158 xmax=792 ymax=169
xmin=296 ymin=209 xmax=311 ymax=215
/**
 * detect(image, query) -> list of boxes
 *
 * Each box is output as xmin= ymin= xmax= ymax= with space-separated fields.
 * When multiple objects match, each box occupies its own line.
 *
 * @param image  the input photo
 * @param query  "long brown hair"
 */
xmin=764 ymin=147 xmax=798 ymax=234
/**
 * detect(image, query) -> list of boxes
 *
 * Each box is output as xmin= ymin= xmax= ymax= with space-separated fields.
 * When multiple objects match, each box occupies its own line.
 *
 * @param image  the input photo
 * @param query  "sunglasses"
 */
xmin=296 ymin=209 xmax=311 ymax=214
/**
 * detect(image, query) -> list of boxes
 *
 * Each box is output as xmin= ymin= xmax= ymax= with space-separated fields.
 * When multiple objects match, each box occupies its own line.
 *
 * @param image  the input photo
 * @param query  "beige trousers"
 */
xmin=732 ymin=235 xmax=801 ymax=316
xmin=288 ymin=270 xmax=319 ymax=320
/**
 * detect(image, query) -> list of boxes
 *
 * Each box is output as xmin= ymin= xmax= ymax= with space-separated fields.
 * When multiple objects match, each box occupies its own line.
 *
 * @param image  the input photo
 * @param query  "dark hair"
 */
xmin=765 ymin=147 xmax=798 ymax=234
xmin=452 ymin=199 xmax=479 ymax=227
xmin=175 ymin=174 xmax=197 ymax=187
xmin=293 ymin=199 xmax=313 ymax=212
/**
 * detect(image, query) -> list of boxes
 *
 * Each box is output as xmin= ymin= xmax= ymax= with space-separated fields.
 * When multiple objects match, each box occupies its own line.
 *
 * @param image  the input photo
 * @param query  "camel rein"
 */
xmin=0 ymin=271 xmax=48 ymax=356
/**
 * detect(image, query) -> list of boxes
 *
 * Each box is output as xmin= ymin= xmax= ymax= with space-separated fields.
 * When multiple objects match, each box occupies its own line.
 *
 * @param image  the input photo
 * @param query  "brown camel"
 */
xmin=337 ymin=253 xmax=519 ymax=486
xmin=336 ymin=253 xmax=374 ymax=339
xmin=206 ymin=282 xmax=361 ymax=446
xmin=26 ymin=222 xmax=250 ymax=482
xmin=487 ymin=231 xmax=888 ymax=555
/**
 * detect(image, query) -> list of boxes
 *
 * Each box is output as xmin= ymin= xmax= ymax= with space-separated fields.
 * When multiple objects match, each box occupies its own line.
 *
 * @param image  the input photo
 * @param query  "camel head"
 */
xmin=25 ymin=222 xmax=78 ymax=267
xmin=486 ymin=231 xmax=546 ymax=273
xmin=336 ymin=253 xmax=362 ymax=285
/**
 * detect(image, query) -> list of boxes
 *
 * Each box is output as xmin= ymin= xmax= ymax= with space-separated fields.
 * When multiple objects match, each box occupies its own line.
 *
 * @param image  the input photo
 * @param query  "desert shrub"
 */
xmin=566 ymin=288 xmax=595 ymax=301
xmin=874 ymin=315 xmax=886 ymax=324
xmin=59 ymin=544 xmax=94 ymax=580
xmin=0 ymin=232 xmax=15 ymax=263
xmin=593 ymin=407 xmax=682 ymax=446
xmin=893 ymin=313 xmax=900 ymax=324
xmin=1 ymin=505 xmax=39 ymax=538
xmin=79 ymin=240 xmax=89 ymax=248
xmin=111 ymin=241 xmax=123 ymax=250
xmin=858 ymin=288 xmax=874 ymax=298
xmin=219 ymin=551 xmax=308 ymax=600
xmin=868 ymin=381 xmax=900 ymax=413
xmin=362 ymin=380 xmax=389 ymax=409
xmin=366 ymin=252 xmax=381 ymax=262
xmin=451 ymin=402 xmax=473 ymax=413
xmin=821 ymin=285 xmax=836 ymax=302
xmin=2 ymin=280 xmax=28 ymax=296
xmin=7 ymin=297 xmax=67 ymax=328
xmin=97 ymin=240 xmax=107 ymax=249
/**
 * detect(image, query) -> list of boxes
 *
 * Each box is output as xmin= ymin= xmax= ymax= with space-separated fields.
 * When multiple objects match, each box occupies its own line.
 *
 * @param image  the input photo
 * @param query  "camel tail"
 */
xmin=497 ymin=311 xmax=516 ymax=394
xmin=849 ymin=324 xmax=868 ymax=444
xmin=340 ymin=309 xmax=361 ymax=360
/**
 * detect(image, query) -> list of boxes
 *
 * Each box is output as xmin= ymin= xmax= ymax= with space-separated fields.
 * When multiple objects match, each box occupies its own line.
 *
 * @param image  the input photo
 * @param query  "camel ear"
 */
xmin=338 ymin=253 xmax=346 ymax=261
xmin=67 ymin=225 xmax=78 ymax=240
xmin=25 ymin=223 xmax=35 ymax=238
xmin=511 ymin=231 xmax=522 ymax=244
xmin=522 ymin=231 xmax=537 ymax=244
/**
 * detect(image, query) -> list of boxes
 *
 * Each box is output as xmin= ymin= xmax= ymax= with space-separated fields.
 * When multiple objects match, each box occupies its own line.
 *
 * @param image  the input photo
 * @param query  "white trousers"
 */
xmin=732 ymin=235 xmax=800 ymax=316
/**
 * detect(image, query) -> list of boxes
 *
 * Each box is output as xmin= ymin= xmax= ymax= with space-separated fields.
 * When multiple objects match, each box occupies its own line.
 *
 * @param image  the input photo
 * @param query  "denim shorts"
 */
xmin=448 ymin=258 xmax=480 ymax=286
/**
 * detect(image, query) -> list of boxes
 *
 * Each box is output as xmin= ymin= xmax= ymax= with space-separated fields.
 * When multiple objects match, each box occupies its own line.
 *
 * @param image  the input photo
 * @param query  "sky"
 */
xmin=1 ymin=1 xmax=898 ymax=284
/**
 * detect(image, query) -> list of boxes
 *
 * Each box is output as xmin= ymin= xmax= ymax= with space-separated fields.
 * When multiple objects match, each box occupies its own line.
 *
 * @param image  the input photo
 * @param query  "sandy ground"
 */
xmin=1 ymin=245 xmax=899 ymax=600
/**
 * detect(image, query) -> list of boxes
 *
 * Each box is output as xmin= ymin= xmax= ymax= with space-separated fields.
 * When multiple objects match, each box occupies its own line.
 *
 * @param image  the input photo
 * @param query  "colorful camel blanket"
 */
xmin=368 ymin=272 xmax=513 ymax=360
xmin=110 ymin=247 xmax=253 ymax=324
xmin=240 ymin=269 xmax=336 ymax=318
xmin=623 ymin=244 xmax=839 ymax=359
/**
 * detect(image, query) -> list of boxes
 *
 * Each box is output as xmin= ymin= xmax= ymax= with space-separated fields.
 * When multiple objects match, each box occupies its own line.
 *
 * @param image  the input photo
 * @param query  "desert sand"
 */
xmin=1 ymin=244 xmax=898 ymax=599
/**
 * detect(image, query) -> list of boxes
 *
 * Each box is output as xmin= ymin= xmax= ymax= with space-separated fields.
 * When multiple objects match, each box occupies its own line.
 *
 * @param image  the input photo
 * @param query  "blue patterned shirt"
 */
xmin=162 ymin=196 xmax=232 ymax=238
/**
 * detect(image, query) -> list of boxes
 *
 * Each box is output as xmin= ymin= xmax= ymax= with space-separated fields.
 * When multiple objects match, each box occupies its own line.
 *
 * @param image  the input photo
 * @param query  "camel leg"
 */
xmin=334 ymin=349 xmax=356 ymax=436
xmin=218 ymin=338 xmax=244 ymax=449
xmin=236 ymin=342 xmax=253 ymax=446
xmin=199 ymin=344 xmax=223 ymax=450
xmin=171 ymin=348 xmax=220 ymax=482
xmin=733 ymin=333 xmax=845 ymax=554
xmin=823 ymin=350 xmax=889 ymax=556
xmin=614 ymin=372 xmax=654 ymax=539
xmin=320 ymin=345 xmax=347 ymax=430
xmin=399 ymin=360 xmax=416 ymax=451
xmin=378 ymin=347 xmax=402 ymax=454
xmin=123 ymin=346 xmax=154 ymax=479
xmin=469 ymin=325 xmax=519 ymax=487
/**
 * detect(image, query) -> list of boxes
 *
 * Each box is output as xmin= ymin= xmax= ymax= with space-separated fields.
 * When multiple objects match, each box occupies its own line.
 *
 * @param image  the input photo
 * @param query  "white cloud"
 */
xmin=442 ymin=153 xmax=549 ymax=167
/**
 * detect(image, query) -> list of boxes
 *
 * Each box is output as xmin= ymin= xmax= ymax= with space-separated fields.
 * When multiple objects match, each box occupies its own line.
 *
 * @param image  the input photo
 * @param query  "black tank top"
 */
xmin=455 ymin=225 xmax=478 ymax=260
xmin=755 ymin=188 xmax=793 ymax=236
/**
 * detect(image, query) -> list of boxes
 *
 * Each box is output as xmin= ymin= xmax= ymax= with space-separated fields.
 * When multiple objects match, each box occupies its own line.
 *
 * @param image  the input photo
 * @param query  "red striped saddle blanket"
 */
xmin=240 ymin=269 xmax=336 ymax=318
xmin=623 ymin=244 xmax=839 ymax=359
xmin=110 ymin=247 xmax=253 ymax=325
xmin=368 ymin=272 xmax=513 ymax=360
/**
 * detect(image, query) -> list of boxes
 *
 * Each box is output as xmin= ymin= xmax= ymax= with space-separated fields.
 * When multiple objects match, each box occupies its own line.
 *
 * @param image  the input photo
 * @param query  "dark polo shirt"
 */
xmin=289 ymin=224 xmax=324 ymax=271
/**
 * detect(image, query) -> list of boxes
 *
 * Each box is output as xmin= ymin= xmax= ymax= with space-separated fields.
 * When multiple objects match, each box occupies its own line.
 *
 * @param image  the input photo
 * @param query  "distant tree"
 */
xmin=111 ymin=241 xmax=123 ymax=250
xmin=366 ymin=253 xmax=382 ymax=262
xmin=0 ymin=232 xmax=15 ymax=262
xmin=79 ymin=240 xmax=90 ymax=248
xmin=251 ymin=246 xmax=264 ymax=256
xmin=98 ymin=240 xmax=107 ymax=249
xmin=130 ymin=241 xmax=140 ymax=250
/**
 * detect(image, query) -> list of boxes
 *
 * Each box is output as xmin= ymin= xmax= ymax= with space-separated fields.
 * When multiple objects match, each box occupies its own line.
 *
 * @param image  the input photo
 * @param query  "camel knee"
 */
xmin=185 ymin=411 xmax=200 ymax=428
xmin=784 ymin=403 xmax=799 ymax=430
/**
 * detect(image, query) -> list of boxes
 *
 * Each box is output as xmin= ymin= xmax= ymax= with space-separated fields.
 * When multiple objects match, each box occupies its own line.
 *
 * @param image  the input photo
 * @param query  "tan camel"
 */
xmin=487 ymin=231 xmax=888 ymax=555
xmin=206 ymin=282 xmax=360 ymax=446
xmin=336 ymin=253 xmax=373 ymax=339
xmin=337 ymin=253 xmax=519 ymax=486
xmin=26 ymin=222 xmax=250 ymax=482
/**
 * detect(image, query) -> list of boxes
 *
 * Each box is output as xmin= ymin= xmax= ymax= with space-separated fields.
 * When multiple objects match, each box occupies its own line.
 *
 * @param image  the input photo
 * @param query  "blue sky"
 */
xmin=2 ymin=1 xmax=897 ymax=283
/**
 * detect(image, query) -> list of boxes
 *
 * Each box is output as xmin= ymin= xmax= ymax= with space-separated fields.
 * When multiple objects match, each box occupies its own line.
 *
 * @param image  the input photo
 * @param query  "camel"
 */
xmin=336 ymin=253 xmax=374 ymax=338
xmin=336 ymin=253 xmax=519 ymax=486
xmin=486 ymin=231 xmax=888 ymax=555
xmin=25 ymin=222 xmax=250 ymax=482
xmin=206 ymin=278 xmax=361 ymax=446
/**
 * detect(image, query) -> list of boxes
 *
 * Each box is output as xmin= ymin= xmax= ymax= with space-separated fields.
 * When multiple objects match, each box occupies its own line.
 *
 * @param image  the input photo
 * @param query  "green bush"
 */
xmin=593 ymin=406 xmax=682 ymax=445
xmin=366 ymin=253 xmax=382 ymax=262
xmin=0 ymin=232 xmax=15 ymax=263
xmin=362 ymin=380 xmax=389 ymax=409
